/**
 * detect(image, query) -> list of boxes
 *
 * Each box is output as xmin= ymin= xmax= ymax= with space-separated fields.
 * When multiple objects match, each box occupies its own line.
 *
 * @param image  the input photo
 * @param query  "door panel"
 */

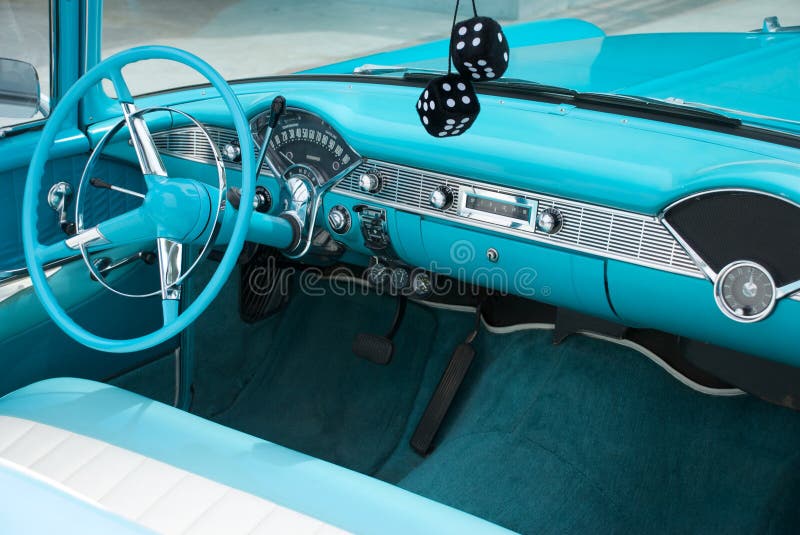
xmin=0 ymin=131 xmax=176 ymax=396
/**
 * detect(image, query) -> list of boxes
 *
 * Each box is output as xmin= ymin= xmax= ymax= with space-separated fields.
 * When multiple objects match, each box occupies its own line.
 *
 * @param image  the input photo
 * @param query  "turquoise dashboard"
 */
xmin=91 ymin=78 xmax=800 ymax=368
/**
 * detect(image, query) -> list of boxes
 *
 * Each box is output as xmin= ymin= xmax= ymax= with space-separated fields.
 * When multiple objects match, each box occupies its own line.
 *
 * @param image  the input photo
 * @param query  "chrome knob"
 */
xmin=390 ymin=267 xmax=410 ymax=292
xmin=366 ymin=261 xmax=389 ymax=287
xmin=429 ymin=186 xmax=454 ymax=210
xmin=411 ymin=271 xmax=433 ymax=298
xmin=222 ymin=142 xmax=241 ymax=162
xmin=328 ymin=205 xmax=351 ymax=234
xmin=537 ymin=208 xmax=563 ymax=234
xmin=359 ymin=171 xmax=382 ymax=193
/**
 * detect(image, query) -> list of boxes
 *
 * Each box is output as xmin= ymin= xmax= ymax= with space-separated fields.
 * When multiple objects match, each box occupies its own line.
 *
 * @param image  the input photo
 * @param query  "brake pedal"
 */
xmin=353 ymin=297 xmax=407 ymax=365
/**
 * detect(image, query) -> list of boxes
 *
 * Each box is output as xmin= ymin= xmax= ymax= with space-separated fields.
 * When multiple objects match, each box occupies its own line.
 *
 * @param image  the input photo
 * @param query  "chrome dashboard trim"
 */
xmin=152 ymin=126 xmax=276 ymax=177
xmin=333 ymin=159 xmax=703 ymax=279
xmin=660 ymin=187 xmax=800 ymax=302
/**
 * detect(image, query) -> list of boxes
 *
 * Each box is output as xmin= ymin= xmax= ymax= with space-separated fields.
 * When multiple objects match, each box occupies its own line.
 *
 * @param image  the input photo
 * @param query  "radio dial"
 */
xmin=537 ymin=208 xmax=563 ymax=234
xmin=359 ymin=171 xmax=382 ymax=193
xmin=429 ymin=186 xmax=454 ymax=210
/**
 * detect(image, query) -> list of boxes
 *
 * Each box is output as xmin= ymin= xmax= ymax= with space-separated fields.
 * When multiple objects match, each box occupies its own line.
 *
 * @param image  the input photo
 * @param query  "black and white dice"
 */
xmin=416 ymin=74 xmax=480 ymax=138
xmin=450 ymin=16 xmax=509 ymax=81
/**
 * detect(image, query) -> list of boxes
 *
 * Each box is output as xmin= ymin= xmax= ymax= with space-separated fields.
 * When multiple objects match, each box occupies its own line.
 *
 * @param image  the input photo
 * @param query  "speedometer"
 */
xmin=250 ymin=108 xmax=359 ymax=184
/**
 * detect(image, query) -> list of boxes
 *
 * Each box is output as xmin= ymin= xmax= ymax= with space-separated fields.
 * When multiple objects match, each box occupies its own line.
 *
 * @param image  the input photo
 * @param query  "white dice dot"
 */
xmin=423 ymin=102 xmax=428 ymax=111
xmin=417 ymin=101 xmax=421 ymax=109
xmin=463 ymin=62 xmax=472 ymax=67
xmin=486 ymin=72 xmax=495 ymax=78
xmin=503 ymin=52 xmax=508 ymax=61
xmin=457 ymin=41 xmax=465 ymax=50
xmin=474 ymin=22 xmax=483 ymax=31
xmin=478 ymin=59 xmax=487 ymax=66
xmin=472 ymin=37 xmax=481 ymax=47
xmin=462 ymin=96 xmax=471 ymax=104
xmin=438 ymin=132 xmax=447 ymax=137
xmin=458 ymin=26 xmax=467 ymax=36
xmin=424 ymin=90 xmax=429 ymax=99
xmin=460 ymin=117 xmax=470 ymax=123
xmin=472 ymin=73 xmax=480 ymax=79
xmin=430 ymin=100 xmax=435 ymax=110
xmin=444 ymin=125 xmax=453 ymax=130
xmin=446 ymin=98 xmax=455 ymax=107
xmin=498 ymin=33 xmax=503 ymax=42
xmin=446 ymin=119 xmax=456 ymax=124
xmin=423 ymin=116 xmax=429 ymax=125
xmin=442 ymin=82 xmax=451 ymax=91
xmin=468 ymin=67 xmax=477 ymax=72
xmin=457 ymin=82 xmax=466 ymax=91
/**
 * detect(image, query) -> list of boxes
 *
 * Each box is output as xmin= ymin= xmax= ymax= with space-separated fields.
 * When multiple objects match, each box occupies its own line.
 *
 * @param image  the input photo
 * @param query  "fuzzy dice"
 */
xmin=416 ymin=74 xmax=480 ymax=137
xmin=450 ymin=16 xmax=509 ymax=81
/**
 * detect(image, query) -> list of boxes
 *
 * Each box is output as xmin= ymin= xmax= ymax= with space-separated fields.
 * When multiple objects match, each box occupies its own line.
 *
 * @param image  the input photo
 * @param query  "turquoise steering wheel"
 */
xmin=22 ymin=46 xmax=255 ymax=353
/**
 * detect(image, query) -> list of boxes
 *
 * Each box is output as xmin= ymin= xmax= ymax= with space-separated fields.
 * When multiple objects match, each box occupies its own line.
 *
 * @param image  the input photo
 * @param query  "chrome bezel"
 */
xmin=713 ymin=260 xmax=777 ymax=323
xmin=457 ymin=186 xmax=538 ymax=233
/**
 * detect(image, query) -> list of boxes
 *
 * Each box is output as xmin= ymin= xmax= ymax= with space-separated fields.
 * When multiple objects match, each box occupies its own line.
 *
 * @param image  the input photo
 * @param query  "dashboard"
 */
xmin=141 ymin=82 xmax=800 ymax=370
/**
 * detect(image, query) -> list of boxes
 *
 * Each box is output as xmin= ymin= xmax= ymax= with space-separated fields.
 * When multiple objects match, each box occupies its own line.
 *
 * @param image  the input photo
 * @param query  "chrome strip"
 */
xmin=661 ymin=187 xmax=800 ymax=302
xmin=333 ymin=159 xmax=704 ymax=279
xmin=152 ymin=126 xmax=275 ymax=177
xmin=0 ymin=266 xmax=61 ymax=304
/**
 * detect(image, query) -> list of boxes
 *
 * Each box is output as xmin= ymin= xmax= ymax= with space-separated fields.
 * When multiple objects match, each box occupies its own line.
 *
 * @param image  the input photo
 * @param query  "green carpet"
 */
xmin=395 ymin=330 xmax=800 ymax=533
xmin=115 ymin=278 xmax=800 ymax=533
xmin=205 ymin=279 xmax=439 ymax=475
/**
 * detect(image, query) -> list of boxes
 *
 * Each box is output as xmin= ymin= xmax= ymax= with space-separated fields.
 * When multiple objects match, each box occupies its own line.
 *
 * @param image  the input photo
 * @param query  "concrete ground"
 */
xmin=2 ymin=0 xmax=800 ymax=102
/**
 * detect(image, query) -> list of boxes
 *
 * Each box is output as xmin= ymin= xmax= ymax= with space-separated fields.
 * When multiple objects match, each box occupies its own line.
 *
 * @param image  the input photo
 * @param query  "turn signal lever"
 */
xmin=256 ymin=95 xmax=286 ymax=178
xmin=228 ymin=95 xmax=287 ymax=212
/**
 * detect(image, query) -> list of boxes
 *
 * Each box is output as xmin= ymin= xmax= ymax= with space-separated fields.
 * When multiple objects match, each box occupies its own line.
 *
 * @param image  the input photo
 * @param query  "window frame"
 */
xmin=0 ymin=0 xmax=56 ymax=138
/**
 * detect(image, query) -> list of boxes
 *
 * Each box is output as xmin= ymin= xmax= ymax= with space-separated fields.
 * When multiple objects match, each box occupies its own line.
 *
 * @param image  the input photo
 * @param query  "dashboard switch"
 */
xmin=222 ymin=142 xmax=241 ymax=162
xmin=429 ymin=186 xmax=454 ymax=210
xmin=359 ymin=171 xmax=382 ymax=193
xmin=328 ymin=205 xmax=352 ymax=234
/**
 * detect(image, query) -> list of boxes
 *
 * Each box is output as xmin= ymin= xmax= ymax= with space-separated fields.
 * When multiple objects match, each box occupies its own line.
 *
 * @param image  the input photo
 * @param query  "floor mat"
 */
xmin=394 ymin=328 xmax=800 ymax=534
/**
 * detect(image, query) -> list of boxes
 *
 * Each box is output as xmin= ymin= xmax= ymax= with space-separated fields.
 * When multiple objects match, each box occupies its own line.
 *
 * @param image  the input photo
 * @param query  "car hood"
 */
xmin=308 ymin=19 xmax=800 ymax=131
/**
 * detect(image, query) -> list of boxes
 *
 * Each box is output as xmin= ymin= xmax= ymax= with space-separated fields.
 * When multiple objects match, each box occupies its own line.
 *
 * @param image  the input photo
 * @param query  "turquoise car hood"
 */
xmin=309 ymin=19 xmax=800 ymax=130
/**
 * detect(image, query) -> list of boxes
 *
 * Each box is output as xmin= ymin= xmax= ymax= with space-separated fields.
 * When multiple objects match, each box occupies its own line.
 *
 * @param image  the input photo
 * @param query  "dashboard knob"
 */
xmin=390 ymin=267 xmax=410 ymax=293
xmin=366 ymin=261 xmax=389 ymax=287
xmin=429 ymin=186 xmax=454 ymax=210
xmin=328 ymin=205 xmax=352 ymax=234
xmin=411 ymin=271 xmax=433 ymax=298
xmin=359 ymin=171 xmax=382 ymax=193
xmin=537 ymin=208 xmax=563 ymax=234
xmin=222 ymin=142 xmax=241 ymax=162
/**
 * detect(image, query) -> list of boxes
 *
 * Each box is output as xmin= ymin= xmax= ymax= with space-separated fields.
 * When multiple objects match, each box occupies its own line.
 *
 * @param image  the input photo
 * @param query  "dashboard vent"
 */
xmin=335 ymin=160 xmax=701 ymax=278
xmin=152 ymin=127 xmax=274 ymax=176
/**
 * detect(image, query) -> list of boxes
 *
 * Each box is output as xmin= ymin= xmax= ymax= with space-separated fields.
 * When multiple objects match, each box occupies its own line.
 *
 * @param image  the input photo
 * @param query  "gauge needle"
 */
xmin=280 ymin=151 xmax=295 ymax=164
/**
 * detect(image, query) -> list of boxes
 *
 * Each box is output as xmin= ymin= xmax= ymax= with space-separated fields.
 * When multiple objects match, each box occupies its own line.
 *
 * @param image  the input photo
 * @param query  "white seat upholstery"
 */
xmin=0 ymin=415 xmax=349 ymax=535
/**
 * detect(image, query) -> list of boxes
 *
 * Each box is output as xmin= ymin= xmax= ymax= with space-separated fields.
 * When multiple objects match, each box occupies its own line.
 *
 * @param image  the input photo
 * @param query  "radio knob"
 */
xmin=537 ymin=208 xmax=563 ymax=234
xmin=429 ymin=186 xmax=454 ymax=210
xmin=359 ymin=171 xmax=382 ymax=193
xmin=327 ymin=205 xmax=351 ymax=234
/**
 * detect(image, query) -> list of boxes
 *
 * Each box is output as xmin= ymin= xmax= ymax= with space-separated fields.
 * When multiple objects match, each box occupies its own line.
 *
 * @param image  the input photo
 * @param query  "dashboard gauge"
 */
xmin=714 ymin=261 xmax=776 ymax=322
xmin=250 ymin=108 xmax=359 ymax=184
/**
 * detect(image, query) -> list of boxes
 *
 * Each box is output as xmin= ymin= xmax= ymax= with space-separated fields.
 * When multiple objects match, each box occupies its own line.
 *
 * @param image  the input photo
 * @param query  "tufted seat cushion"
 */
xmin=0 ymin=378 xmax=512 ymax=534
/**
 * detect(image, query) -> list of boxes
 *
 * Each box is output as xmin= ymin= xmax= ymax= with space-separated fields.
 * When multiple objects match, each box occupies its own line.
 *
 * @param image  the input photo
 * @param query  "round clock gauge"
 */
xmin=713 ymin=261 xmax=776 ymax=323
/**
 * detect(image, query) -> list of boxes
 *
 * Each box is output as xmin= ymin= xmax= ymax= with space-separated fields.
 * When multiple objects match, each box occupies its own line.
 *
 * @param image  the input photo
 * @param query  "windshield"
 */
xmin=102 ymin=1 xmax=800 ymax=134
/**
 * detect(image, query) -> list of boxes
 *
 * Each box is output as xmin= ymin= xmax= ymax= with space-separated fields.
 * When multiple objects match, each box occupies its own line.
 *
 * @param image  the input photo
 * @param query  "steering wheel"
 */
xmin=22 ymin=46 xmax=255 ymax=353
